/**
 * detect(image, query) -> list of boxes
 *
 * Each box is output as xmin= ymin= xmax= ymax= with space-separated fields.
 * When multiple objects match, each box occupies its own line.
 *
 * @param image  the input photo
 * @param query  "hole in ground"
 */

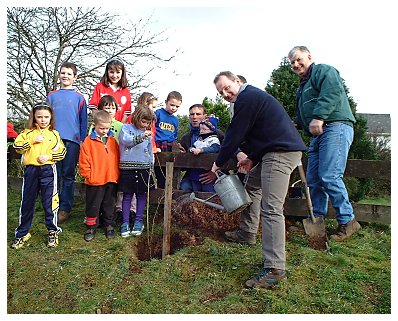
xmin=136 ymin=231 xmax=204 ymax=261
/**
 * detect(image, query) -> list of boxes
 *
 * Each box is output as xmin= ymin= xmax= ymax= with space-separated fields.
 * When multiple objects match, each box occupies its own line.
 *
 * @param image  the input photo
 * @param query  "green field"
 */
xmin=7 ymin=190 xmax=391 ymax=314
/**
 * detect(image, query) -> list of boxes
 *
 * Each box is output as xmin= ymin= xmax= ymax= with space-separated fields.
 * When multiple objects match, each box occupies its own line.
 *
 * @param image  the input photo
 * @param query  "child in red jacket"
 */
xmin=79 ymin=110 xmax=120 ymax=241
xmin=89 ymin=57 xmax=132 ymax=123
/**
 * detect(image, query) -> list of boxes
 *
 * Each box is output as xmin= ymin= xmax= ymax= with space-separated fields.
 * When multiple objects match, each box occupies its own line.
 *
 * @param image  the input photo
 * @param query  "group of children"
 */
xmin=10 ymin=58 xmax=220 ymax=249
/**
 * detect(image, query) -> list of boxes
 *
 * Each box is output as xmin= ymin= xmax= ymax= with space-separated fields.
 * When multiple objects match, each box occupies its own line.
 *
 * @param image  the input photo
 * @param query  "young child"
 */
xmin=91 ymin=95 xmax=124 ymax=224
xmin=89 ymin=95 xmax=123 ymax=142
xmin=188 ymin=116 xmax=220 ymax=192
xmin=79 ymin=110 xmax=120 ymax=241
xmin=47 ymin=62 xmax=88 ymax=224
xmin=126 ymin=91 xmax=159 ymax=153
xmin=118 ymin=106 xmax=156 ymax=237
xmin=89 ymin=57 xmax=132 ymax=123
xmin=115 ymin=92 xmax=159 ymax=221
xmin=154 ymin=91 xmax=181 ymax=188
xmin=154 ymin=91 xmax=181 ymax=152
xmin=137 ymin=92 xmax=159 ymax=154
xmin=11 ymin=102 xmax=66 ymax=249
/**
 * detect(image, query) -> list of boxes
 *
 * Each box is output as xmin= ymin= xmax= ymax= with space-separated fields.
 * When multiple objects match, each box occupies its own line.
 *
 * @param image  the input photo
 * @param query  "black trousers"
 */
xmin=84 ymin=183 xmax=117 ymax=228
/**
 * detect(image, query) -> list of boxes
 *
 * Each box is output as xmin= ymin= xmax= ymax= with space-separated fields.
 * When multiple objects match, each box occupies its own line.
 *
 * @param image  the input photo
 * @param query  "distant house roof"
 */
xmin=357 ymin=113 xmax=391 ymax=135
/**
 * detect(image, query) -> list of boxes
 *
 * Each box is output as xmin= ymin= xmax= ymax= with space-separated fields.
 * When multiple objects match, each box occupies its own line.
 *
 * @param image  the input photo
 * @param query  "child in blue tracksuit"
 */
xmin=154 ymin=91 xmax=182 ymax=188
xmin=12 ymin=102 xmax=66 ymax=249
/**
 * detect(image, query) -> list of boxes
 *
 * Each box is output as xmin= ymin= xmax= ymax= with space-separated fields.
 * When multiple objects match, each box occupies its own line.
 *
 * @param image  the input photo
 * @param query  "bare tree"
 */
xmin=7 ymin=7 xmax=178 ymax=119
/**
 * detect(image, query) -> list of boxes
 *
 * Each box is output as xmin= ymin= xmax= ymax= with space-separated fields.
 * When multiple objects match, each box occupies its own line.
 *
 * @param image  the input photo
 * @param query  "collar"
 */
xmin=300 ymin=63 xmax=315 ymax=84
xmin=238 ymin=83 xmax=249 ymax=96
xmin=89 ymin=128 xmax=115 ymax=140
xmin=35 ymin=124 xmax=50 ymax=131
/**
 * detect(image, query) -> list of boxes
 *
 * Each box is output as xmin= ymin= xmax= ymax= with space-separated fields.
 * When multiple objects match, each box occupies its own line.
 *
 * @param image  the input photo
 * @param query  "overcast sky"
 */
xmin=118 ymin=1 xmax=396 ymax=117
xmin=3 ymin=0 xmax=396 ymax=118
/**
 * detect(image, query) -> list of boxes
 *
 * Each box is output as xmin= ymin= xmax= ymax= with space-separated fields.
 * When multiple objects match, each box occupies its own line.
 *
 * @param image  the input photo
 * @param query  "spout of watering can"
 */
xmin=189 ymin=192 xmax=225 ymax=211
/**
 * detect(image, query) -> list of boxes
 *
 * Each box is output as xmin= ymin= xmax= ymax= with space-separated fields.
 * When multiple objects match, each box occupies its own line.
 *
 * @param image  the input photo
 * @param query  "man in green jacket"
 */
xmin=288 ymin=46 xmax=360 ymax=241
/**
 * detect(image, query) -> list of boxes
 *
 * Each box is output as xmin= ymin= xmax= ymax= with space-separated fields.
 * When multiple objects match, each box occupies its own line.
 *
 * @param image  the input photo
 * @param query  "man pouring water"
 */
xmin=211 ymin=71 xmax=306 ymax=289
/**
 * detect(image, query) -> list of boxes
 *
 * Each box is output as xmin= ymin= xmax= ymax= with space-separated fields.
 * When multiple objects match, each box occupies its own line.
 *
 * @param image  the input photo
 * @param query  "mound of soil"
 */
xmin=307 ymin=235 xmax=330 ymax=251
xmin=171 ymin=194 xmax=240 ymax=231
xmin=139 ymin=196 xmax=326 ymax=261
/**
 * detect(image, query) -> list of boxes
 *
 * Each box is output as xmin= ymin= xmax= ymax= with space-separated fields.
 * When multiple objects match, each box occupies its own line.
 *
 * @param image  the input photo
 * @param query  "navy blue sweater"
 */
xmin=215 ymin=85 xmax=306 ymax=167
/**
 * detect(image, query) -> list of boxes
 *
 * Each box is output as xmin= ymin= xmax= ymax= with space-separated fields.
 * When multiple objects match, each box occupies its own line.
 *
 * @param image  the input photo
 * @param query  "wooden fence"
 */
xmin=7 ymin=149 xmax=391 ymax=225
xmin=148 ymin=153 xmax=391 ymax=225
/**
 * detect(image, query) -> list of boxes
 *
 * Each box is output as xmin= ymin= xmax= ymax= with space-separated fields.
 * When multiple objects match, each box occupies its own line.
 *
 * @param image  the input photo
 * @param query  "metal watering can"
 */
xmin=189 ymin=171 xmax=252 ymax=214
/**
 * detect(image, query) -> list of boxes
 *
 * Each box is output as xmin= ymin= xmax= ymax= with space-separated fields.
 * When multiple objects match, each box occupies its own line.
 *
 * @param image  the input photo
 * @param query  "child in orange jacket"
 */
xmin=79 ymin=110 xmax=120 ymax=241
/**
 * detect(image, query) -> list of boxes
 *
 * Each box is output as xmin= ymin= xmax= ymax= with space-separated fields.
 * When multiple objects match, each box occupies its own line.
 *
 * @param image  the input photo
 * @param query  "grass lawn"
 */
xmin=7 ymin=189 xmax=391 ymax=314
xmin=357 ymin=196 xmax=391 ymax=206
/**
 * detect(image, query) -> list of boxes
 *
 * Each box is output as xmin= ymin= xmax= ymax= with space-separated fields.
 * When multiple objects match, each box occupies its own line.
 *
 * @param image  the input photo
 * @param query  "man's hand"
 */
xmin=309 ymin=119 xmax=324 ymax=136
xmin=199 ymin=171 xmax=217 ymax=184
xmin=236 ymin=151 xmax=247 ymax=162
xmin=237 ymin=158 xmax=253 ymax=174
xmin=178 ymin=143 xmax=186 ymax=153
xmin=211 ymin=162 xmax=220 ymax=173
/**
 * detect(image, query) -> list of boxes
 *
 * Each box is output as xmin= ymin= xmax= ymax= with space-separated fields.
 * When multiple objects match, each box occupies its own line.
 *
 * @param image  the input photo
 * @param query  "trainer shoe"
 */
xmin=47 ymin=230 xmax=59 ymax=248
xmin=330 ymin=219 xmax=361 ymax=242
xmin=224 ymin=228 xmax=256 ymax=245
xmin=58 ymin=210 xmax=71 ymax=224
xmin=120 ymin=222 xmax=131 ymax=237
xmin=245 ymin=268 xmax=287 ymax=289
xmin=131 ymin=221 xmax=144 ymax=236
xmin=11 ymin=233 xmax=32 ymax=249
xmin=84 ymin=228 xmax=96 ymax=242
xmin=105 ymin=225 xmax=115 ymax=239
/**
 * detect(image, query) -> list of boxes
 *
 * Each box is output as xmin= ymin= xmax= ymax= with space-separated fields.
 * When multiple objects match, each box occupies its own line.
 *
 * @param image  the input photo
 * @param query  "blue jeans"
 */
xmin=179 ymin=177 xmax=215 ymax=193
xmin=307 ymin=122 xmax=354 ymax=224
xmin=179 ymin=177 xmax=193 ymax=191
xmin=56 ymin=140 xmax=80 ymax=212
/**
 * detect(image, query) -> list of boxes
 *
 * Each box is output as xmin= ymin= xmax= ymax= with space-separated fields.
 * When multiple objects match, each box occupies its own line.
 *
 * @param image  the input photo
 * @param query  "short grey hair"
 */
xmin=288 ymin=46 xmax=311 ymax=59
xmin=213 ymin=71 xmax=238 ymax=84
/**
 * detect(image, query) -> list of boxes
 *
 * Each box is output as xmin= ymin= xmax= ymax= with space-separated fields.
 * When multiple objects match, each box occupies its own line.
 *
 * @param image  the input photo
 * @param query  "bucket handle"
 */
xmin=215 ymin=170 xmax=225 ymax=179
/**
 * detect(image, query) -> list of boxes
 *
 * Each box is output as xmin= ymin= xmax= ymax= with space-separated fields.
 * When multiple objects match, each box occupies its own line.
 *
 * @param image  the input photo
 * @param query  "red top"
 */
xmin=7 ymin=122 xmax=18 ymax=139
xmin=89 ymin=83 xmax=132 ymax=122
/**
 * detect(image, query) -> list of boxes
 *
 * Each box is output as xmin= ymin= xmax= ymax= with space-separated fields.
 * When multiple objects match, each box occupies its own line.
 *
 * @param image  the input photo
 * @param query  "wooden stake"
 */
xmin=162 ymin=162 xmax=174 ymax=259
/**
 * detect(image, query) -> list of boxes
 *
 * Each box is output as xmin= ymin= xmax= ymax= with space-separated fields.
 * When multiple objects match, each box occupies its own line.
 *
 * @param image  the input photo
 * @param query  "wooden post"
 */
xmin=162 ymin=162 xmax=174 ymax=259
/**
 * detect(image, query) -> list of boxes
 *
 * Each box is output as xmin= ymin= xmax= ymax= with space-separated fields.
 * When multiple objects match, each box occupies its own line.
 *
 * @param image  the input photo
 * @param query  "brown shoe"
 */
xmin=330 ymin=219 xmax=361 ymax=241
xmin=245 ymin=268 xmax=287 ymax=289
xmin=58 ymin=210 xmax=71 ymax=224
xmin=224 ymin=228 xmax=256 ymax=245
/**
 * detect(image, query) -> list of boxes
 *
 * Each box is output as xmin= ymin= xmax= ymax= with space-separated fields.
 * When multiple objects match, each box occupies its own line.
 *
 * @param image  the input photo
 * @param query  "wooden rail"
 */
xmin=7 ymin=148 xmax=391 ymax=225
xmin=148 ymin=152 xmax=391 ymax=225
